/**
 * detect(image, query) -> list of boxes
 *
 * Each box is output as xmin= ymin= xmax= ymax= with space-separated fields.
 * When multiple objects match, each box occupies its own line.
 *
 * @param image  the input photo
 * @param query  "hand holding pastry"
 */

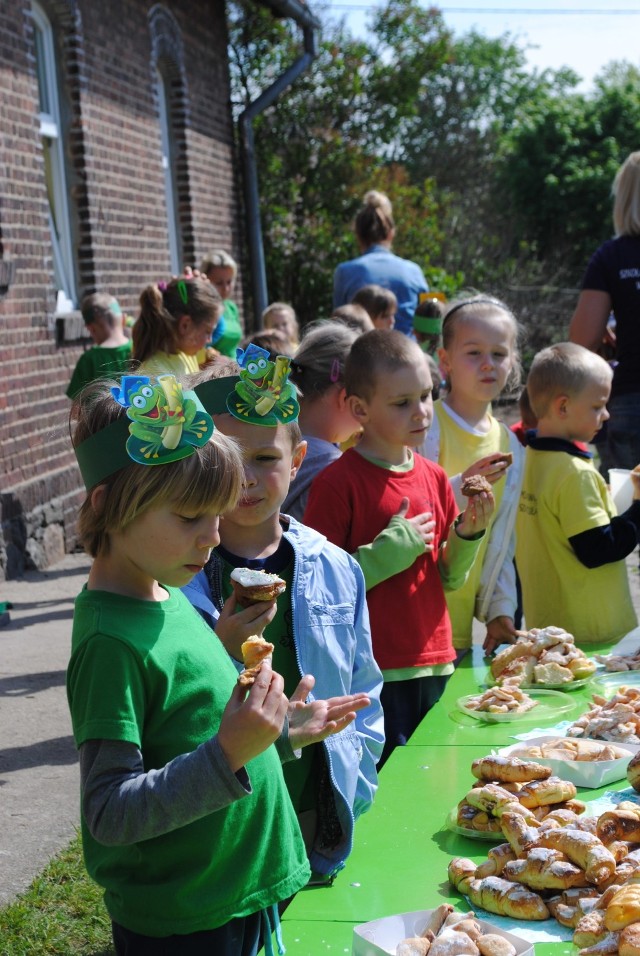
xmin=461 ymin=453 xmax=512 ymax=487
xmin=214 ymin=591 xmax=277 ymax=660
xmin=456 ymin=487 xmax=495 ymax=539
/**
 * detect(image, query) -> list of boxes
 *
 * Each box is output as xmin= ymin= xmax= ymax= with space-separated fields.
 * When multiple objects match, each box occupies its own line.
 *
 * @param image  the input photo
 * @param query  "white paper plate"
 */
xmin=498 ymin=735 xmax=635 ymax=788
xmin=456 ymin=689 xmax=574 ymax=723
xmin=353 ymin=910 xmax=533 ymax=956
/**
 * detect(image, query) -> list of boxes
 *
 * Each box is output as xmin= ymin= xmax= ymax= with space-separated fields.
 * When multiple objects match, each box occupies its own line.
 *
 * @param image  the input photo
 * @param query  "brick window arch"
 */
xmin=148 ymin=5 xmax=194 ymax=271
xmin=30 ymin=0 xmax=93 ymax=310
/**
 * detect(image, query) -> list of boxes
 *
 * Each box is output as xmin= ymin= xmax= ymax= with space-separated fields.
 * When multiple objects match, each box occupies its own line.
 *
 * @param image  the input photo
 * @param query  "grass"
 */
xmin=0 ymin=832 xmax=114 ymax=955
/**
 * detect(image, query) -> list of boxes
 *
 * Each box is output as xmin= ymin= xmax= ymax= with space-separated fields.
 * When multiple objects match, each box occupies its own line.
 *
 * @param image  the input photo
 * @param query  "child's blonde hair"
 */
xmin=441 ymin=294 xmax=522 ymax=393
xmin=613 ymin=151 xmax=640 ymax=237
xmin=526 ymin=342 xmax=613 ymax=419
xmin=71 ymin=380 xmax=243 ymax=558
xmin=132 ymin=277 xmax=223 ymax=364
xmin=200 ymin=249 xmax=238 ymax=280
xmin=81 ymin=293 xmax=122 ymax=328
xmin=290 ymin=321 xmax=358 ymax=399
xmin=330 ymin=303 xmax=374 ymax=333
xmin=346 ymin=329 xmax=425 ymax=401
xmin=262 ymin=302 xmax=299 ymax=341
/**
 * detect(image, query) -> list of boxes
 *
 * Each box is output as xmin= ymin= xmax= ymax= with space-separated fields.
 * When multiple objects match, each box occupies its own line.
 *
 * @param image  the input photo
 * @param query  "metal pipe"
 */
xmin=239 ymin=1 xmax=319 ymax=329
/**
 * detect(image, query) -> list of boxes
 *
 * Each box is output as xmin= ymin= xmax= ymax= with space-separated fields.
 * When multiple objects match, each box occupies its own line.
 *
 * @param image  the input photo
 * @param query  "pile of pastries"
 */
xmin=449 ymin=755 xmax=640 ymax=954
xmin=462 ymin=684 xmax=537 ymax=715
xmin=567 ymin=687 xmax=640 ymax=744
xmin=491 ymin=626 xmax=597 ymax=687
xmin=396 ymin=903 xmax=519 ymax=956
xmin=595 ymin=650 xmax=640 ymax=673
xmin=509 ymin=739 xmax=629 ymax=764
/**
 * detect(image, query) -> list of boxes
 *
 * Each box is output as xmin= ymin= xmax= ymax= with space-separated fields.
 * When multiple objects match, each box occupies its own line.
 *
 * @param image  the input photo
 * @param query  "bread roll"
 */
xmin=605 ymin=882 xmax=640 ymax=930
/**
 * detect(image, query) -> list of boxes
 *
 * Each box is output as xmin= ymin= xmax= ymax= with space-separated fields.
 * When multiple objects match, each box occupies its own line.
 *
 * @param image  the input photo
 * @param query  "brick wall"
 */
xmin=0 ymin=0 xmax=244 ymax=578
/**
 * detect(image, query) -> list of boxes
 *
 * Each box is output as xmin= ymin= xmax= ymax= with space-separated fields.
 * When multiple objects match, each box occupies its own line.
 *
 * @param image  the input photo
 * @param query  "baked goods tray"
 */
xmin=353 ymin=910 xmax=533 ymax=955
xmin=498 ymin=735 xmax=636 ymax=788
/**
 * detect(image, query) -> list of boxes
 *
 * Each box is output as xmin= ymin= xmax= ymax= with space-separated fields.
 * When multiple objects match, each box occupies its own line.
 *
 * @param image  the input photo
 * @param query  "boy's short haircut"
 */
xmin=345 ymin=329 xmax=425 ymax=401
xmin=526 ymin=342 xmax=613 ymax=419
xmin=81 ymin=293 xmax=122 ymax=327
xmin=330 ymin=303 xmax=375 ymax=334
xmin=351 ymin=284 xmax=397 ymax=319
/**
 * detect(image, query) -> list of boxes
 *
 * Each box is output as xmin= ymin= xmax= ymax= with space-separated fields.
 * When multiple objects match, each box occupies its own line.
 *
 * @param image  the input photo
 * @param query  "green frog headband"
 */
xmin=196 ymin=345 xmax=299 ymax=425
xmin=74 ymin=374 xmax=214 ymax=489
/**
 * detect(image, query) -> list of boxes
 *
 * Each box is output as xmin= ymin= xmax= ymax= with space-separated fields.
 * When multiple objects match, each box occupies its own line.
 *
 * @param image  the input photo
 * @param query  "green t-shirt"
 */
xmin=67 ymin=586 xmax=309 ymax=936
xmin=213 ymin=300 xmax=243 ymax=358
xmin=66 ymin=342 xmax=132 ymax=398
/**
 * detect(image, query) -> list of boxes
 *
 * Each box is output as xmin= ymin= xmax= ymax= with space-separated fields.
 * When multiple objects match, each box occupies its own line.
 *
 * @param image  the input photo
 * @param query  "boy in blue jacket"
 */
xmin=186 ymin=349 xmax=384 ymax=884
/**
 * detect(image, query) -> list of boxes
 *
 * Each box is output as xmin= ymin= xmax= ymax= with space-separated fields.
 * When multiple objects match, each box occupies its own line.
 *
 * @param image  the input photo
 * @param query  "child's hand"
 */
xmin=632 ymin=467 xmax=640 ymax=501
xmin=461 ymin=454 xmax=510 ymax=486
xmin=456 ymin=491 xmax=495 ymax=539
xmin=287 ymin=674 xmax=370 ymax=749
xmin=483 ymin=616 xmax=517 ymax=656
xmin=214 ymin=593 xmax=277 ymax=661
xmin=218 ymin=662 xmax=288 ymax=772
xmin=394 ymin=496 xmax=436 ymax=551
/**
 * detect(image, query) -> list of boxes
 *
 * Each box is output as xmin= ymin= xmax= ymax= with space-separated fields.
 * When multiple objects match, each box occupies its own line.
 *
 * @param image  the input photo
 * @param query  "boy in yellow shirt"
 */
xmin=516 ymin=341 xmax=640 ymax=645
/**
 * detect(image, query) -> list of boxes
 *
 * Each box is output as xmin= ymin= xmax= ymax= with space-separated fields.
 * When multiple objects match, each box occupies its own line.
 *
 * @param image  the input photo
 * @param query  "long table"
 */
xmin=281 ymin=637 xmax=640 ymax=954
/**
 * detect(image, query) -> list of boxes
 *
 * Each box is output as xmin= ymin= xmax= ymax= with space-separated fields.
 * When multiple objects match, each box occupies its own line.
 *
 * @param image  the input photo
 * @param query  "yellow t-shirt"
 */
xmin=435 ymin=401 xmax=509 ymax=649
xmin=516 ymin=446 xmax=637 ymax=645
xmin=139 ymin=351 xmax=200 ymax=378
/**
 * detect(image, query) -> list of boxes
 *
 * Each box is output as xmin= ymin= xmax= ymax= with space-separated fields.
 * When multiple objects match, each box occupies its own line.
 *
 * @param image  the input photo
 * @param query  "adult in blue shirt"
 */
xmin=333 ymin=190 xmax=429 ymax=336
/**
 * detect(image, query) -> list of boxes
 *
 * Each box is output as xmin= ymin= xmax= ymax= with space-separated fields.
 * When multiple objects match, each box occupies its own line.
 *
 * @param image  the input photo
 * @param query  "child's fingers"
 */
xmin=290 ymin=674 xmax=315 ymax=703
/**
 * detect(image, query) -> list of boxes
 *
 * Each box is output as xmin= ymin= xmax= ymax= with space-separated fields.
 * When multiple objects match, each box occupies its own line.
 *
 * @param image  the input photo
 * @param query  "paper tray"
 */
xmin=499 ymin=735 xmax=636 ymax=788
xmin=353 ymin=910 xmax=533 ymax=956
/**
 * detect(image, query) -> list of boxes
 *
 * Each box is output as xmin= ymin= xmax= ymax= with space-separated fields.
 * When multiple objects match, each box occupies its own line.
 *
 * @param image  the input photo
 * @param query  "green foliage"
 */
xmin=229 ymin=0 xmax=640 ymax=340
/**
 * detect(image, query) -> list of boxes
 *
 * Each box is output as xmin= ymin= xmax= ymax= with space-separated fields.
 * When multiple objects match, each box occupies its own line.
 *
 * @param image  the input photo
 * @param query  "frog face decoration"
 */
xmin=112 ymin=374 xmax=214 ymax=464
xmin=227 ymin=344 xmax=299 ymax=425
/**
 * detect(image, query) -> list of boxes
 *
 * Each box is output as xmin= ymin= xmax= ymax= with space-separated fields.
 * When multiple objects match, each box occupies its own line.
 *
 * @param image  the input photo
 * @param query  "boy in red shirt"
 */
xmin=304 ymin=330 xmax=494 ymax=765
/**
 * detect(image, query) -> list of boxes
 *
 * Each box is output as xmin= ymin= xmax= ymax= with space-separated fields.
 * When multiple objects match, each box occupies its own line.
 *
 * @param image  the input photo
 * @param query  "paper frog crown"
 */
xmin=74 ymin=374 xmax=214 ymax=489
xmin=223 ymin=345 xmax=299 ymax=426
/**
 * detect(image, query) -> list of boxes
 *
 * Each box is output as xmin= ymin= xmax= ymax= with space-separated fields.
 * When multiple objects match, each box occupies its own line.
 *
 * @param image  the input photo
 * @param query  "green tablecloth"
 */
xmin=281 ymin=634 xmax=640 ymax=954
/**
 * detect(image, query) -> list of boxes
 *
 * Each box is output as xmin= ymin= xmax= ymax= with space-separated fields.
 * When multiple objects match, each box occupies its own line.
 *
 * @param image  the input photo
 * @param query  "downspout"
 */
xmin=239 ymin=1 xmax=319 ymax=329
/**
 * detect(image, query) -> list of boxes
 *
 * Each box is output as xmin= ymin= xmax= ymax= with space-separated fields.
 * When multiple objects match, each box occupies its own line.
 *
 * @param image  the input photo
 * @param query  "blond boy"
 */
xmin=516 ymin=341 xmax=640 ymax=644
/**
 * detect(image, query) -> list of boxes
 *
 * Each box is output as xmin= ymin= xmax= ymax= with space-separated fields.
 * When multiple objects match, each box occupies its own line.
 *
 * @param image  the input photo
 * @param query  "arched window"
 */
xmin=32 ymin=1 xmax=77 ymax=309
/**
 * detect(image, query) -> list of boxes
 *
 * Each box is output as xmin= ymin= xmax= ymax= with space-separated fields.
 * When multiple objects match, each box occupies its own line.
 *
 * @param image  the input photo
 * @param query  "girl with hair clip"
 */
xmin=417 ymin=295 xmax=525 ymax=657
xmin=333 ymin=189 xmax=429 ymax=336
xmin=200 ymin=249 xmax=244 ymax=358
xmin=66 ymin=374 xmax=367 ymax=956
xmin=132 ymin=274 xmax=223 ymax=377
xmin=284 ymin=320 xmax=360 ymax=520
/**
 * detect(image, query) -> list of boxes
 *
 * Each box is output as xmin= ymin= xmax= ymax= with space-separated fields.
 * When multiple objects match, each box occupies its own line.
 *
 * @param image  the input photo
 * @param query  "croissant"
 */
xmin=597 ymin=809 xmax=640 ymax=845
xmin=605 ymin=881 xmax=640 ymax=930
xmin=578 ymin=932 xmax=621 ymax=955
xmin=465 ymin=786 xmax=538 ymax=824
xmin=538 ymin=828 xmax=616 ymax=886
xmin=499 ymin=811 xmax=541 ymax=855
xmin=470 ymin=755 xmax=551 ymax=783
xmin=475 ymin=843 xmax=516 ymax=878
xmin=517 ymin=776 xmax=577 ymax=808
xmin=628 ymin=752 xmax=640 ymax=792
xmin=574 ymin=909 xmax=608 ymax=947
xmin=502 ymin=846 xmax=589 ymax=891
xmin=620 ymin=922 xmax=640 ymax=956
xmin=464 ymin=875 xmax=550 ymax=920
xmin=448 ymin=857 xmax=478 ymax=894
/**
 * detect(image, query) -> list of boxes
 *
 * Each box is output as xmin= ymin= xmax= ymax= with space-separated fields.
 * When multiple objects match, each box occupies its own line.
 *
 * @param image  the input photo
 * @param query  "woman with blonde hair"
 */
xmin=332 ymin=190 xmax=429 ymax=336
xmin=570 ymin=151 xmax=640 ymax=476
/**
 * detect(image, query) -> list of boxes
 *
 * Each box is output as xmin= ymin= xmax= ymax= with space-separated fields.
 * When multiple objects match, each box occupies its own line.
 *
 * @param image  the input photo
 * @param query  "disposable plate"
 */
xmin=456 ymin=689 xmax=575 ymax=723
xmin=488 ymin=672 xmax=594 ymax=692
xmin=592 ymin=671 xmax=640 ymax=697
xmin=353 ymin=910 xmax=533 ymax=956
xmin=498 ymin=735 xmax=635 ymax=788
xmin=445 ymin=807 xmax=504 ymax=842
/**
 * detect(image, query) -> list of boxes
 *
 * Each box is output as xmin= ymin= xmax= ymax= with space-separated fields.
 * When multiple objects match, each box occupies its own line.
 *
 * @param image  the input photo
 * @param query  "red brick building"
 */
xmin=0 ymin=1 xmax=264 ymax=577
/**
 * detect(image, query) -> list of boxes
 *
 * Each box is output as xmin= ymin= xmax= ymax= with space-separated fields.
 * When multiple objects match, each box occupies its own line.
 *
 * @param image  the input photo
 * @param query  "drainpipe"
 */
xmin=239 ymin=0 xmax=319 ymax=329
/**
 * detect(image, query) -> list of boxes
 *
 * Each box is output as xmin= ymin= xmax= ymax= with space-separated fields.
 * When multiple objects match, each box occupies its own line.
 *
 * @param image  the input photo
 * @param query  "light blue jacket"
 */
xmin=183 ymin=515 xmax=385 ymax=879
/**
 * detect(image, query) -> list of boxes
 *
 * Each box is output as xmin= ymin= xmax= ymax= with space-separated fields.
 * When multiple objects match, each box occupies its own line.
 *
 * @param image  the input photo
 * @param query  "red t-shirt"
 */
xmin=304 ymin=449 xmax=458 ymax=670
